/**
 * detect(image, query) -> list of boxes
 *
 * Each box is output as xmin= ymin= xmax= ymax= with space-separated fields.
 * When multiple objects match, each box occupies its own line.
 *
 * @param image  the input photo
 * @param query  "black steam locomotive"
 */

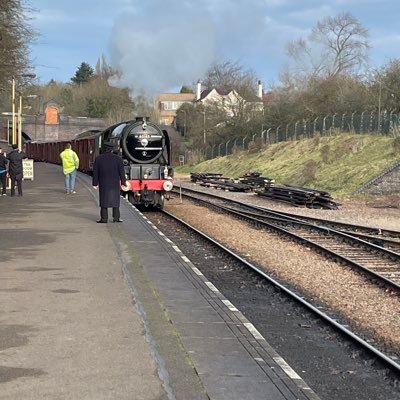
xmin=102 ymin=117 xmax=174 ymax=208
xmin=26 ymin=117 xmax=174 ymax=209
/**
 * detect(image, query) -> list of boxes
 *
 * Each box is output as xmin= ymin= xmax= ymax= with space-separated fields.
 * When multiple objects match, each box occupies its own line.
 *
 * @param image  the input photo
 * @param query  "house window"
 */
xmin=160 ymin=118 xmax=170 ymax=125
xmin=160 ymin=100 xmax=191 ymax=111
xmin=161 ymin=101 xmax=185 ymax=111
xmin=172 ymin=101 xmax=184 ymax=110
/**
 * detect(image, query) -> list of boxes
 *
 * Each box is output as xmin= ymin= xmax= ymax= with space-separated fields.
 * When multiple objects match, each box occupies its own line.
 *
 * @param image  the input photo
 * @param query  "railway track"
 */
xmin=171 ymin=187 xmax=400 ymax=292
xmin=173 ymin=186 xmax=400 ymax=241
xmin=146 ymin=209 xmax=400 ymax=399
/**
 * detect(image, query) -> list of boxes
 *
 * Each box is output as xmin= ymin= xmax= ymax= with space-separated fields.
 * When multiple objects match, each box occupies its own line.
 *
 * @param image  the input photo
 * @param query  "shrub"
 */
xmin=393 ymin=137 xmax=400 ymax=153
xmin=335 ymin=137 xmax=360 ymax=158
xmin=312 ymin=132 xmax=321 ymax=146
xmin=248 ymin=138 xmax=263 ymax=153
xmin=302 ymin=159 xmax=318 ymax=183
xmin=232 ymin=145 xmax=240 ymax=155
xmin=330 ymin=127 xmax=342 ymax=136
xmin=320 ymin=144 xmax=330 ymax=163
xmin=269 ymin=142 xmax=287 ymax=158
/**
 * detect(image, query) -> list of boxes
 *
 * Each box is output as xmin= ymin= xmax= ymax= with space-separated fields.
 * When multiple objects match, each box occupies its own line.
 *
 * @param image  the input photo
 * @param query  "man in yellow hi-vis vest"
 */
xmin=60 ymin=143 xmax=79 ymax=194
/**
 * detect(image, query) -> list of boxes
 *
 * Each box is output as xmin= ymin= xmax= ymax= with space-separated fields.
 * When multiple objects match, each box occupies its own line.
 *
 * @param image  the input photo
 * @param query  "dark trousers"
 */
xmin=100 ymin=207 xmax=120 ymax=222
xmin=10 ymin=175 xmax=22 ymax=196
xmin=0 ymin=173 xmax=6 ymax=194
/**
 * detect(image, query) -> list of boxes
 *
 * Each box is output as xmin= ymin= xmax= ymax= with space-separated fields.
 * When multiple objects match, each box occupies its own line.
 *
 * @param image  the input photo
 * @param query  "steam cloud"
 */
xmin=108 ymin=0 xmax=287 ymax=98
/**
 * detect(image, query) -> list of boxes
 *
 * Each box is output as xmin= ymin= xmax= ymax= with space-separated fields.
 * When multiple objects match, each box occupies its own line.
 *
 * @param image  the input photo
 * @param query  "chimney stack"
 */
xmin=257 ymin=80 xmax=263 ymax=99
xmin=196 ymin=80 xmax=202 ymax=100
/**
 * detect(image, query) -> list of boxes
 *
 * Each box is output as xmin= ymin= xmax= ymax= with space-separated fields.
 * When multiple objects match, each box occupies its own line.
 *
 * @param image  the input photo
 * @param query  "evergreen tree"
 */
xmin=71 ymin=62 xmax=94 ymax=84
xmin=180 ymin=85 xmax=194 ymax=94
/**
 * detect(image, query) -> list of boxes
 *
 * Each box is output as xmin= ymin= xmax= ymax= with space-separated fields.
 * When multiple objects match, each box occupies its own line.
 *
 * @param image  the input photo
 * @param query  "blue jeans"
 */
xmin=0 ymin=171 xmax=7 ymax=194
xmin=65 ymin=170 xmax=77 ymax=192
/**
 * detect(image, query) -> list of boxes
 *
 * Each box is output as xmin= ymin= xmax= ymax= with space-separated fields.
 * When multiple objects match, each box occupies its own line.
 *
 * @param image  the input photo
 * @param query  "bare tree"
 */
xmin=0 ymin=0 xmax=36 ymax=86
xmin=287 ymin=12 xmax=369 ymax=80
xmin=30 ymin=76 xmax=135 ymax=119
xmin=180 ymin=60 xmax=261 ymax=146
xmin=371 ymin=59 xmax=400 ymax=113
xmin=202 ymin=60 xmax=257 ymax=98
xmin=95 ymin=54 xmax=117 ymax=81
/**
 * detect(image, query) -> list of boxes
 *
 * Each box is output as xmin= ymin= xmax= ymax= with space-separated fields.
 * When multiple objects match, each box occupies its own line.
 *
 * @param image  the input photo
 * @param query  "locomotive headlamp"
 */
xmin=140 ymin=138 xmax=148 ymax=147
xmin=162 ymin=180 xmax=173 ymax=191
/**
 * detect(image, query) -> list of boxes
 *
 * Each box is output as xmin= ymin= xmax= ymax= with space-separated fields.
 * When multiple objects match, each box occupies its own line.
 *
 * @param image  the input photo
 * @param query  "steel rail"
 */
xmin=176 ymin=190 xmax=400 ymax=292
xmin=173 ymin=186 xmax=400 ymax=238
xmin=221 ymin=205 xmax=400 ymax=252
xmin=161 ymin=209 xmax=400 ymax=374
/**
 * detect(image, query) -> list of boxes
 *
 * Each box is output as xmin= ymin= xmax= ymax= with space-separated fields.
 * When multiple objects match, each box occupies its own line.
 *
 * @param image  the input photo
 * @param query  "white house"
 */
xmin=195 ymin=80 xmax=264 ymax=115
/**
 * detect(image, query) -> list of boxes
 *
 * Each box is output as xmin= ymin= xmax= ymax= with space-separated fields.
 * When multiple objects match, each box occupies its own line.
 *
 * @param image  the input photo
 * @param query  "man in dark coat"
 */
xmin=7 ymin=144 xmax=27 ymax=197
xmin=0 ymin=147 xmax=9 ymax=195
xmin=92 ymin=143 xmax=127 ymax=223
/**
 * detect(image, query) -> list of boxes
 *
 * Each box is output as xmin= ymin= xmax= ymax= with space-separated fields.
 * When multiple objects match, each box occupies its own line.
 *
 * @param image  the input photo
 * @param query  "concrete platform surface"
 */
xmin=0 ymin=163 xmax=177 ymax=400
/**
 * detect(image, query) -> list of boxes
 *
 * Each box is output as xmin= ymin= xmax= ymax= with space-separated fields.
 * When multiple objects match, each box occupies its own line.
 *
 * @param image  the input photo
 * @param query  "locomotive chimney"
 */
xmin=257 ymin=80 xmax=263 ymax=99
xmin=196 ymin=80 xmax=202 ymax=100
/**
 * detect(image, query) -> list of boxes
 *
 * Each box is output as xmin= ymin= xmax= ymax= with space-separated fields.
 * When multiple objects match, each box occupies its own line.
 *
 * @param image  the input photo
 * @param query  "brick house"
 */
xmin=154 ymin=93 xmax=196 ymax=126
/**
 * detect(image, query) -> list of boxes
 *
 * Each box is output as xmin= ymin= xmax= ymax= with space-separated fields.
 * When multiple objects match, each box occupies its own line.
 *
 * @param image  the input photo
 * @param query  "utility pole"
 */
xmin=377 ymin=81 xmax=382 ymax=133
xmin=11 ymin=73 xmax=36 ymax=147
xmin=179 ymin=109 xmax=187 ymax=136
xmin=261 ymin=106 xmax=264 ymax=135
xmin=202 ymin=111 xmax=206 ymax=144
xmin=11 ymin=76 xmax=16 ymax=144
xmin=18 ymin=95 xmax=22 ymax=150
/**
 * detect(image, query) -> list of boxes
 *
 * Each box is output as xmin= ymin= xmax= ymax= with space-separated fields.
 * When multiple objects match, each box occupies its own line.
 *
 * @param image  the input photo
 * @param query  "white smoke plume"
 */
xmin=108 ymin=0 xmax=291 ymax=98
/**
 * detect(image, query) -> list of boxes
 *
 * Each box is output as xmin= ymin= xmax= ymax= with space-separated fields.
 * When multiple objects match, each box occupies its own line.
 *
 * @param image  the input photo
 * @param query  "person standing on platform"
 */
xmin=0 ymin=148 xmax=9 ymax=196
xmin=60 ymin=143 xmax=79 ymax=194
xmin=92 ymin=142 xmax=127 ymax=223
xmin=7 ymin=144 xmax=27 ymax=197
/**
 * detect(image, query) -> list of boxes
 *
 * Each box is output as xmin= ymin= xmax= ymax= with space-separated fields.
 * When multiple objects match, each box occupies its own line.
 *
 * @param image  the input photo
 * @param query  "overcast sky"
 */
xmin=30 ymin=0 xmax=400 ymax=97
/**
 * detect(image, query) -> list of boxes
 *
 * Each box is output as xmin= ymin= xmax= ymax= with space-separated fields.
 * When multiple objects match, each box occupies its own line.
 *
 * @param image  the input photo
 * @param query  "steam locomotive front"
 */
xmin=120 ymin=118 xmax=173 ymax=208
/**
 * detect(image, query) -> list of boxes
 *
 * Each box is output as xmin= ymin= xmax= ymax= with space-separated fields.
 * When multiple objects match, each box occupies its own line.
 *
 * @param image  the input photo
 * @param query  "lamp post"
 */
xmin=201 ymin=111 xmax=206 ymax=144
xmin=377 ymin=80 xmax=382 ymax=133
xmin=17 ymin=93 xmax=35 ymax=150
xmin=11 ymin=76 xmax=16 ymax=145
xmin=10 ymin=74 xmax=36 ymax=146
xmin=179 ymin=109 xmax=186 ymax=136
xmin=18 ymin=94 xmax=23 ymax=150
xmin=261 ymin=106 xmax=265 ymax=135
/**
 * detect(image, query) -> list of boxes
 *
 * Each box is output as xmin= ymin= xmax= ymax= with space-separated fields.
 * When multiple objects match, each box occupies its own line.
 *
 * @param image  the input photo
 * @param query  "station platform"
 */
xmin=0 ymin=162 xmax=319 ymax=400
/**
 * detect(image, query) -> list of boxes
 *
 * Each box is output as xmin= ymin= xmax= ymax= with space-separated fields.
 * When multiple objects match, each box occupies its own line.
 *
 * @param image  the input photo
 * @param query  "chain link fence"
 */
xmin=183 ymin=111 xmax=400 ymax=163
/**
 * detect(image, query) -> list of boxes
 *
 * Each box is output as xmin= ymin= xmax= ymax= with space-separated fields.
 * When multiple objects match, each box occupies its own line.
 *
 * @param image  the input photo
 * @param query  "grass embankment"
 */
xmin=176 ymin=133 xmax=400 ymax=198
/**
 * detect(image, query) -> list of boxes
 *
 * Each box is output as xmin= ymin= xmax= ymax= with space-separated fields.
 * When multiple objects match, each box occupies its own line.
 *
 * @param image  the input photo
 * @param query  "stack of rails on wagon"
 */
xmin=26 ymin=117 xmax=174 ymax=209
